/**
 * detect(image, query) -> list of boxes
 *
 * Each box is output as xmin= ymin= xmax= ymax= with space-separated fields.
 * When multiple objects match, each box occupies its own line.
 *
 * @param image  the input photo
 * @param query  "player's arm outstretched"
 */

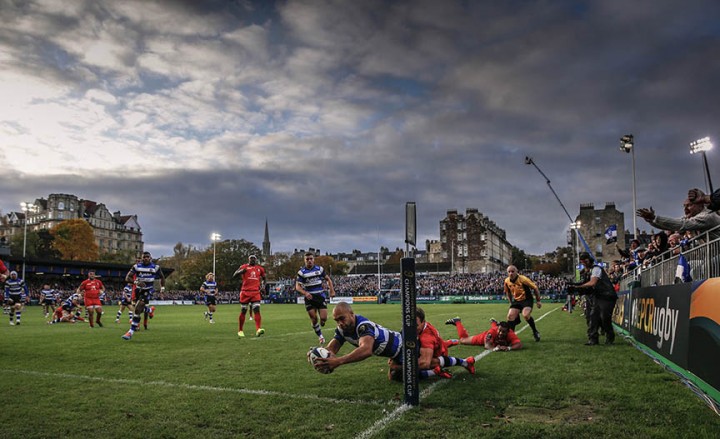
xmin=316 ymin=335 xmax=374 ymax=372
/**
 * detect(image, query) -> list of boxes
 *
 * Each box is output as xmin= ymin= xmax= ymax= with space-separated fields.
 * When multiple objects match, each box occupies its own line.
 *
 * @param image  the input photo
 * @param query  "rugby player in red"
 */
xmin=77 ymin=270 xmax=105 ymax=328
xmin=233 ymin=255 xmax=266 ymax=337
xmin=445 ymin=316 xmax=523 ymax=352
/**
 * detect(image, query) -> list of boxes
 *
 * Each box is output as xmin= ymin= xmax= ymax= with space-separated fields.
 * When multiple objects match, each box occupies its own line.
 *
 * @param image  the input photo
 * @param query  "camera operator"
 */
xmin=567 ymin=252 xmax=617 ymax=346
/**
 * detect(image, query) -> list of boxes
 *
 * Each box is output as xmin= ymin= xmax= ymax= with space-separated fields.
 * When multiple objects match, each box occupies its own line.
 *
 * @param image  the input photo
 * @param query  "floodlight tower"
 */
xmin=619 ymin=135 xmax=638 ymax=239
xmin=211 ymin=232 xmax=222 ymax=276
xmin=690 ymin=137 xmax=714 ymax=193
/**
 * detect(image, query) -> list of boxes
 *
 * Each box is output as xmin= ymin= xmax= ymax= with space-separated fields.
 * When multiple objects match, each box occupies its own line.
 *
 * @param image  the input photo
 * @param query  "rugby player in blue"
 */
xmin=200 ymin=272 xmax=217 ymax=323
xmin=40 ymin=284 xmax=59 ymax=318
xmin=122 ymin=251 xmax=165 ymax=340
xmin=295 ymin=253 xmax=336 ymax=344
xmin=115 ymin=284 xmax=134 ymax=323
xmin=314 ymin=302 xmax=402 ymax=374
xmin=4 ymin=271 xmax=28 ymax=325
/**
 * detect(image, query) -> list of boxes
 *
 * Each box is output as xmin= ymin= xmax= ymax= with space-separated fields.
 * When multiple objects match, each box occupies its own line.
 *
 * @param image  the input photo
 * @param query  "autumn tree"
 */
xmin=50 ymin=219 xmax=99 ymax=261
xmin=172 ymin=239 xmax=262 ymax=291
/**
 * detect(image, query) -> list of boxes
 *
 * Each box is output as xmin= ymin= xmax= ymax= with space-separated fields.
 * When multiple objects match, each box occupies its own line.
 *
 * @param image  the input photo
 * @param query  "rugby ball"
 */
xmin=307 ymin=347 xmax=332 ymax=374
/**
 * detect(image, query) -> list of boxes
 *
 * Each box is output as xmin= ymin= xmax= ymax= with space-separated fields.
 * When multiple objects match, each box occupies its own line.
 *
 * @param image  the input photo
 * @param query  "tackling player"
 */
xmin=200 ymin=273 xmax=217 ymax=324
xmin=49 ymin=294 xmax=86 ymax=324
xmin=233 ymin=255 xmax=266 ymax=337
xmin=295 ymin=253 xmax=336 ymax=344
xmin=77 ymin=270 xmax=106 ymax=328
xmin=445 ymin=317 xmax=523 ymax=352
xmin=4 ymin=271 xmax=28 ymax=325
xmin=122 ymin=251 xmax=165 ymax=340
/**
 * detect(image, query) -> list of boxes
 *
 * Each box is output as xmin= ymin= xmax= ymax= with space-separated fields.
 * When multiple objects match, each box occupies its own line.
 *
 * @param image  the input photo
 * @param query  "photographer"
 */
xmin=567 ymin=252 xmax=617 ymax=346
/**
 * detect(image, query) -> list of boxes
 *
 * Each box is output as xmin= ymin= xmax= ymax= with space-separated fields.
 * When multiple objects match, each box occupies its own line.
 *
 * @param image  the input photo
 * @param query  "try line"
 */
xmin=11 ymin=369 xmax=396 ymax=407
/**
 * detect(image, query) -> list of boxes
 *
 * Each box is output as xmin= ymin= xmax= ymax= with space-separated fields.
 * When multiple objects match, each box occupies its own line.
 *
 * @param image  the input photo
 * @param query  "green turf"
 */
xmin=0 ymin=303 xmax=718 ymax=438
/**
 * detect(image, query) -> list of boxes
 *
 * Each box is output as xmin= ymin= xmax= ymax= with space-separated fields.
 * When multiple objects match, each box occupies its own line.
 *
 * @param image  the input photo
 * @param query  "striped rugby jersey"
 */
xmin=333 ymin=315 xmax=403 ymax=359
xmin=130 ymin=262 xmax=162 ymax=291
xmin=201 ymin=281 xmax=217 ymax=297
xmin=296 ymin=265 xmax=327 ymax=295
xmin=4 ymin=278 xmax=27 ymax=299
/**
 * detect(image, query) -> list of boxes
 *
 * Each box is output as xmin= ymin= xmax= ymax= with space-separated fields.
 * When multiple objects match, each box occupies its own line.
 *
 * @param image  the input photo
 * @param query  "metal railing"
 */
xmin=619 ymin=224 xmax=720 ymax=289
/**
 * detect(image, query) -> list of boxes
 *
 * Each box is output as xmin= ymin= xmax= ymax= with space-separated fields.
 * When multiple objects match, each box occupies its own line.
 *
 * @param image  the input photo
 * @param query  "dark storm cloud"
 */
xmin=1 ymin=0 xmax=719 ymax=257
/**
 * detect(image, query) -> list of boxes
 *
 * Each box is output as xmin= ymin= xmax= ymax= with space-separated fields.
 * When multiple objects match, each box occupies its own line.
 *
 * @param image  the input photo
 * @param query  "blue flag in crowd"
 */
xmin=604 ymin=224 xmax=617 ymax=244
xmin=676 ymin=254 xmax=692 ymax=283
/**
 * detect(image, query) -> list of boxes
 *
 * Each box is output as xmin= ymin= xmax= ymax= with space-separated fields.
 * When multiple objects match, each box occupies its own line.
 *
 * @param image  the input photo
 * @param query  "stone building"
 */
xmin=572 ymin=202 xmax=625 ymax=263
xmin=439 ymin=208 xmax=513 ymax=274
xmin=0 ymin=193 xmax=143 ymax=257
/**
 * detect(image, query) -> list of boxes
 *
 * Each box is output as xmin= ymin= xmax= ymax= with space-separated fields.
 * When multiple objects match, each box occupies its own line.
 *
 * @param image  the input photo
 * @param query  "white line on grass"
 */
xmin=355 ymin=307 xmax=560 ymax=439
xmin=11 ymin=369 xmax=394 ymax=407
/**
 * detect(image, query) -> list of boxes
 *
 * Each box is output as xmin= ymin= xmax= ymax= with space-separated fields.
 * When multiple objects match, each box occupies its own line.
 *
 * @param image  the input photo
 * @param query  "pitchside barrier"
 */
xmin=613 ymin=278 xmax=720 ymax=409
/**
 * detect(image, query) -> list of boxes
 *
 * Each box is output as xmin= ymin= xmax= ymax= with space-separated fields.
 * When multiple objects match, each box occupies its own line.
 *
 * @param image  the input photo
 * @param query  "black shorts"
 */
xmin=205 ymin=296 xmax=217 ymax=306
xmin=7 ymin=294 xmax=22 ymax=305
xmin=121 ymin=297 xmax=132 ymax=306
xmin=133 ymin=289 xmax=152 ymax=304
xmin=42 ymin=298 xmax=56 ymax=306
xmin=510 ymin=297 xmax=534 ymax=310
xmin=304 ymin=294 xmax=327 ymax=311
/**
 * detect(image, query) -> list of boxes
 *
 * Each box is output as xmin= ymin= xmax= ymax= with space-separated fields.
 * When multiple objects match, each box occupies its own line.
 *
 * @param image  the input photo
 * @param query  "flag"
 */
xmin=604 ymin=224 xmax=618 ymax=244
xmin=675 ymin=254 xmax=692 ymax=283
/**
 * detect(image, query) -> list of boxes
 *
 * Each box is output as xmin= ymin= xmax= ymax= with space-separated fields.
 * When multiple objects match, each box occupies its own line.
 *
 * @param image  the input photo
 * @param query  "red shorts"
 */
xmin=85 ymin=298 xmax=102 ymax=307
xmin=239 ymin=291 xmax=261 ymax=304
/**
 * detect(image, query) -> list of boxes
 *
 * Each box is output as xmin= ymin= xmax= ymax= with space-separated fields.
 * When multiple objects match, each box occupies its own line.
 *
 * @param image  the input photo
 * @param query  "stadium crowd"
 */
xmin=12 ymin=270 xmax=570 ymax=305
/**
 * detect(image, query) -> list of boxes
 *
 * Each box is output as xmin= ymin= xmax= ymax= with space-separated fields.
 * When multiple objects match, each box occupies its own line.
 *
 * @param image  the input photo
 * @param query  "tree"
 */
xmin=171 ymin=239 xmax=262 ymax=291
xmin=98 ymin=249 xmax=137 ymax=265
xmin=511 ymin=246 xmax=529 ymax=270
xmin=385 ymin=248 xmax=404 ymax=264
xmin=36 ymin=230 xmax=60 ymax=260
xmin=9 ymin=231 xmax=39 ymax=259
xmin=50 ymin=219 xmax=99 ymax=261
xmin=273 ymin=253 xmax=306 ymax=280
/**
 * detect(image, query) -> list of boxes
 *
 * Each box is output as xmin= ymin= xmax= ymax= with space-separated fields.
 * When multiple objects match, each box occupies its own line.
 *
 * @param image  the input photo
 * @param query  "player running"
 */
xmin=233 ymin=255 xmax=266 ymax=337
xmin=504 ymin=265 xmax=542 ymax=341
xmin=122 ymin=252 xmax=165 ymax=340
xmin=295 ymin=252 xmax=336 ymax=345
xmin=200 ymin=273 xmax=217 ymax=324
xmin=4 ymin=271 xmax=28 ymax=325
xmin=40 ymin=284 xmax=59 ymax=318
xmin=77 ymin=270 xmax=106 ymax=328
xmin=115 ymin=284 xmax=135 ymax=323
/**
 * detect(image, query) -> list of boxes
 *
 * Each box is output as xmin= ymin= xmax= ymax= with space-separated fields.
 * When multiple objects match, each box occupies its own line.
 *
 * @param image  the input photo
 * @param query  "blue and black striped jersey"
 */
xmin=296 ymin=265 xmax=327 ymax=295
xmin=333 ymin=315 xmax=403 ymax=360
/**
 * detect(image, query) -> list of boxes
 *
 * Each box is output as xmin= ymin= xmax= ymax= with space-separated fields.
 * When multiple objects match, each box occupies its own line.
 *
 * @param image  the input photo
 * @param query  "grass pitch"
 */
xmin=1 ymin=303 xmax=718 ymax=438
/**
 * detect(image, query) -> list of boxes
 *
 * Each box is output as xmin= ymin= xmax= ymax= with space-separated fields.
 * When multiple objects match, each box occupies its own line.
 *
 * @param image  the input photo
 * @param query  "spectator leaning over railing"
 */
xmin=617 ymin=239 xmax=642 ymax=272
xmin=688 ymin=187 xmax=720 ymax=213
xmin=636 ymin=190 xmax=720 ymax=242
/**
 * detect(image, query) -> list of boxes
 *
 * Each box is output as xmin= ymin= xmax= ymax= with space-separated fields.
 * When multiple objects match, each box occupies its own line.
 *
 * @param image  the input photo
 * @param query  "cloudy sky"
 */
xmin=1 ymin=0 xmax=719 ymax=258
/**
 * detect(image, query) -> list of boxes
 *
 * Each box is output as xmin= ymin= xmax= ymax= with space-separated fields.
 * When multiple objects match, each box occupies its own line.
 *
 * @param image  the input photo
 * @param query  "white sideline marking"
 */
xmin=12 ymin=369 xmax=393 ymax=407
xmin=355 ymin=307 xmax=559 ymax=439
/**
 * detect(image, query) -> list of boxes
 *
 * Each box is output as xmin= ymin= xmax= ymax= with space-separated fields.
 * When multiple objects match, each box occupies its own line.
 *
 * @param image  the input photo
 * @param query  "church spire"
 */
xmin=262 ymin=218 xmax=271 ymax=257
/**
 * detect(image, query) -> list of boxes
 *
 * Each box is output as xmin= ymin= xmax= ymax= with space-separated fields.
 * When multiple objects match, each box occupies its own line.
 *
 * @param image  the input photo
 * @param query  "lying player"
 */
xmin=445 ymin=317 xmax=523 ymax=352
xmin=49 ymin=294 xmax=86 ymax=324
